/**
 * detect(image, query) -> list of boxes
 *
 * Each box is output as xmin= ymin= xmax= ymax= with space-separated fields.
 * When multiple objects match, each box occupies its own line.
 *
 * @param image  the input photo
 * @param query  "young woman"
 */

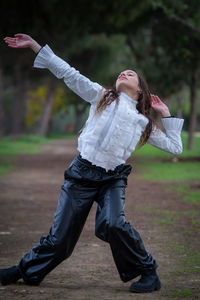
xmin=1 ymin=34 xmax=184 ymax=293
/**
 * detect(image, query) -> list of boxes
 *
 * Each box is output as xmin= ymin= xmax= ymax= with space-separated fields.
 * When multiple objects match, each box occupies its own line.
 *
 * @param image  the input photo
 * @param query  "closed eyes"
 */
xmin=118 ymin=72 xmax=135 ymax=79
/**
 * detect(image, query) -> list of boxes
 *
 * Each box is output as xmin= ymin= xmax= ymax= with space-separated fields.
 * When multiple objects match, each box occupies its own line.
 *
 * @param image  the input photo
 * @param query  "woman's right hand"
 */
xmin=4 ymin=33 xmax=42 ymax=53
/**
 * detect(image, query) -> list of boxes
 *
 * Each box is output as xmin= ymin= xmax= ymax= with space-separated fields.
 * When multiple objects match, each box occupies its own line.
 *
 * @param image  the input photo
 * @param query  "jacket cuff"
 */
xmin=33 ymin=44 xmax=55 ymax=69
xmin=162 ymin=117 xmax=184 ymax=132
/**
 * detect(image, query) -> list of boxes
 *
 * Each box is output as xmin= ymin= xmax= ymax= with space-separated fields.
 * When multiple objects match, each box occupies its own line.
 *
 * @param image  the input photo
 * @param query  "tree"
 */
xmin=11 ymin=62 xmax=30 ymax=140
xmin=37 ymin=80 xmax=56 ymax=135
xmin=0 ymin=64 xmax=5 ymax=139
xmin=150 ymin=0 xmax=200 ymax=149
xmin=1 ymin=0 xmax=200 ymax=143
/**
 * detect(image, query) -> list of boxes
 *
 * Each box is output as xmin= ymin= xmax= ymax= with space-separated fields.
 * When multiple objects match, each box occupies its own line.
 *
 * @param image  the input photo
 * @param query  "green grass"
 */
xmin=0 ymin=135 xmax=47 ymax=156
xmin=172 ymin=243 xmax=200 ymax=273
xmin=135 ymin=206 xmax=180 ymax=225
xmin=134 ymin=131 xmax=200 ymax=207
xmin=0 ymin=160 xmax=15 ymax=177
xmin=169 ymin=184 xmax=200 ymax=205
xmin=134 ymin=131 xmax=200 ymax=182
xmin=0 ymin=133 xmax=75 ymax=177
xmin=0 ymin=134 xmax=76 ymax=156
xmin=137 ymin=161 xmax=200 ymax=182
xmin=169 ymin=289 xmax=195 ymax=298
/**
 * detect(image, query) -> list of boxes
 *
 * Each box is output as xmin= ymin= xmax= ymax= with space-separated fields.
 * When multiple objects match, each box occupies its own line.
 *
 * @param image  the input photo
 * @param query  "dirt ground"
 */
xmin=0 ymin=138 xmax=199 ymax=300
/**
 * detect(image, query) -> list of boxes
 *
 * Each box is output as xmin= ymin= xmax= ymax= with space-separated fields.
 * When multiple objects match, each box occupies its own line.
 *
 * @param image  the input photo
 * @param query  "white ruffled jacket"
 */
xmin=34 ymin=45 xmax=184 ymax=171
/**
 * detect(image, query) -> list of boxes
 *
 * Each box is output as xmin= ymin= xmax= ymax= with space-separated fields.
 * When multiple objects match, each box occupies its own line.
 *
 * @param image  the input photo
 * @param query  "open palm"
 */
xmin=150 ymin=94 xmax=169 ymax=114
xmin=4 ymin=33 xmax=33 ymax=49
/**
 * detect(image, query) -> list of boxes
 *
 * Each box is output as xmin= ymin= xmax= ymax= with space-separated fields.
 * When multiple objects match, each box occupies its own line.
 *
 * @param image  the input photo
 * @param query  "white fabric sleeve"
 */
xmin=147 ymin=117 xmax=184 ymax=154
xmin=33 ymin=45 xmax=103 ymax=104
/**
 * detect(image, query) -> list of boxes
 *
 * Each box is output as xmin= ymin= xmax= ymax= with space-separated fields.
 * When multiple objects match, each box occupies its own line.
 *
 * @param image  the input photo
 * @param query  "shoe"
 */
xmin=0 ymin=266 xmax=21 ymax=285
xmin=129 ymin=269 xmax=161 ymax=293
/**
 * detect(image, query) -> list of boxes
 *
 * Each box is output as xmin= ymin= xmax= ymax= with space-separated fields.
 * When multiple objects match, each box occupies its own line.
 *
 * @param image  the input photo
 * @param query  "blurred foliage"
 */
xmin=0 ymin=0 xmax=200 ymax=136
xmin=26 ymin=85 xmax=68 ymax=128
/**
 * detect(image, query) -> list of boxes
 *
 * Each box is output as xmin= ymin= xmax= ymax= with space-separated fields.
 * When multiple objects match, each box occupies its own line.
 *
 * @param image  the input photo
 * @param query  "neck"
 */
xmin=119 ymin=89 xmax=138 ymax=102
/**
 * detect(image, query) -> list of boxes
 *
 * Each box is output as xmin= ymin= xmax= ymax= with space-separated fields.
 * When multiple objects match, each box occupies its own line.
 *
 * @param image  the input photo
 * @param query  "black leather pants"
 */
xmin=19 ymin=155 xmax=157 ymax=285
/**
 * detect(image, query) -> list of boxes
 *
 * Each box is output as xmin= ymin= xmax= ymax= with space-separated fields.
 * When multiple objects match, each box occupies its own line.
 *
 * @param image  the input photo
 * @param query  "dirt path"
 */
xmin=0 ymin=138 xmax=199 ymax=300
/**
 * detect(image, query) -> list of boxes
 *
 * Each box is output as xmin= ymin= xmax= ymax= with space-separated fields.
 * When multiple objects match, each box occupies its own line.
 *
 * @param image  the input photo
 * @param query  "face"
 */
xmin=116 ymin=70 xmax=140 ymax=94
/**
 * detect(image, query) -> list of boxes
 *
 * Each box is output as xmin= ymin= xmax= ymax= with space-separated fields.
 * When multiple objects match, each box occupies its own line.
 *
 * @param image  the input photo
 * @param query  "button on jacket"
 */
xmin=34 ymin=45 xmax=184 ymax=171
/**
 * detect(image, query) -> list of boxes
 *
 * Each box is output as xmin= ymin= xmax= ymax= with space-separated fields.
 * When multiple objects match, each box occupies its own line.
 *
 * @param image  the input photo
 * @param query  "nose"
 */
xmin=119 ymin=72 xmax=126 ymax=78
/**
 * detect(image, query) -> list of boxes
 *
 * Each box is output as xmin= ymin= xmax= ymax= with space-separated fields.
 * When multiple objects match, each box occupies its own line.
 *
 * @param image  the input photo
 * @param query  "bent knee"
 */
xmin=95 ymin=223 xmax=109 ymax=242
xmin=108 ymin=218 xmax=130 ymax=233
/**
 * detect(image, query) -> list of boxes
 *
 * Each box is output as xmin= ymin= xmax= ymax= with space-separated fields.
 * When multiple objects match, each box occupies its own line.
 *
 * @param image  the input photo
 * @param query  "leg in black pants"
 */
xmin=95 ymin=178 xmax=157 ymax=282
xmin=19 ymin=178 xmax=97 ymax=285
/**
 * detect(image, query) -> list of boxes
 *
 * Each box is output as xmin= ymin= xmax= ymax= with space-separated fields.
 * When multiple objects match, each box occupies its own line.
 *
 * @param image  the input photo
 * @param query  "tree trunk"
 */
xmin=74 ymin=105 xmax=87 ymax=133
xmin=37 ymin=81 xmax=56 ymax=135
xmin=187 ymin=61 xmax=199 ymax=150
xmin=177 ymin=84 xmax=186 ymax=119
xmin=0 ymin=66 xmax=5 ymax=139
xmin=12 ymin=65 xmax=29 ymax=140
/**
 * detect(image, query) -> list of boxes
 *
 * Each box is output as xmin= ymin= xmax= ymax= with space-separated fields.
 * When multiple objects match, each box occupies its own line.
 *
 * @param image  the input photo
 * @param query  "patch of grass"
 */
xmin=184 ymin=192 xmax=200 ymax=204
xmin=170 ymin=184 xmax=200 ymax=205
xmin=184 ymin=249 xmax=200 ymax=271
xmin=172 ymin=243 xmax=200 ymax=273
xmin=137 ymin=161 xmax=200 ymax=182
xmin=154 ymin=210 xmax=178 ymax=226
xmin=134 ymin=131 xmax=200 ymax=182
xmin=46 ymin=133 xmax=76 ymax=139
xmin=134 ymin=133 xmax=200 ymax=207
xmin=153 ymin=210 xmax=177 ymax=225
xmin=0 ymin=133 xmax=76 ymax=157
xmin=135 ymin=205 xmax=153 ymax=212
xmin=182 ymin=209 xmax=198 ymax=216
xmin=182 ymin=210 xmax=200 ymax=225
xmin=0 ymin=161 xmax=15 ymax=177
xmin=0 ymin=135 xmax=48 ymax=177
xmin=135 ymin=206 xmax=179 ymax=226
xmin=191 ymin=219 xmax=200 ymax=225
xmin=0 ymin=134 xmax=75 ymax=177
xmin=0 ymin=135 xmax=48 ymax=156
xmin=170 ymin=289 xmax=194 ymax=297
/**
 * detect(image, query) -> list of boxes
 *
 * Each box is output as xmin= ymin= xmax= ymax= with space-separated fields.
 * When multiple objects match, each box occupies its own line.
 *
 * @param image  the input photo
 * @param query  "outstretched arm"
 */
xmin=4 ymin=34 xmax=103 ymax=104
xmin=4 ymin=33 xmax=42 ymax=53
xmin=147 ymin=94 xmax=184 ymax=154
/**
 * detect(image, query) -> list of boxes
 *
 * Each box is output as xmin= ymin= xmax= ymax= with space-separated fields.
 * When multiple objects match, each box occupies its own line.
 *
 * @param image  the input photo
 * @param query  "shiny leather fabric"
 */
xmin=19 ymin=155 xmax=157 ymax=285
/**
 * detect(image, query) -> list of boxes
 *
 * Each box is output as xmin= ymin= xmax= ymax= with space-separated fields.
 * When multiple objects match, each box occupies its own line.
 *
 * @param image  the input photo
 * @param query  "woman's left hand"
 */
xmin=150 ymin=94 xmax=171 ymax=117
xmin=4 ymin=33 xmax=41 ymax=53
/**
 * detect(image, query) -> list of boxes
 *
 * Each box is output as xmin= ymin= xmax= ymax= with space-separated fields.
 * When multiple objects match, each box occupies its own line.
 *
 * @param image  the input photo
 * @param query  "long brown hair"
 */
xmin=95 ymin=72 xmax=155 ymax=147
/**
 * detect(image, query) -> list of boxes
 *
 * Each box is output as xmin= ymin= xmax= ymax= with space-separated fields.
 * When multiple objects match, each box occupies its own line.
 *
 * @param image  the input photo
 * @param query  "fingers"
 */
xmin=4 ymin=37 xmax=17 ymax=48
xmin=14 ymin=33 xmax=25 ymax=38
xmin=4 ymin=37 xmax=15 ymax=42
xmin=150 ymin=95 xmax=158 ymax=105
xmin=4 ymin=33 xmax=23 ymax=40
xmin=15 ymin=33 xmax=23 ymax=37
xmin=151 ymin=94 xmax=162 ymax=103
xmin=151 ymin=94 xmax=158 ymax=100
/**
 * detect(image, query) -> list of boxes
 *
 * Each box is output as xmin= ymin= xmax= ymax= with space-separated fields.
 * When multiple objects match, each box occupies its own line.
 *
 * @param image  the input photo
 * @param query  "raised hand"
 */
xmin=4 ymin=33 xmax=42 ymax=53
xmin=150 ymin=94 xmax=171 ymax=117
